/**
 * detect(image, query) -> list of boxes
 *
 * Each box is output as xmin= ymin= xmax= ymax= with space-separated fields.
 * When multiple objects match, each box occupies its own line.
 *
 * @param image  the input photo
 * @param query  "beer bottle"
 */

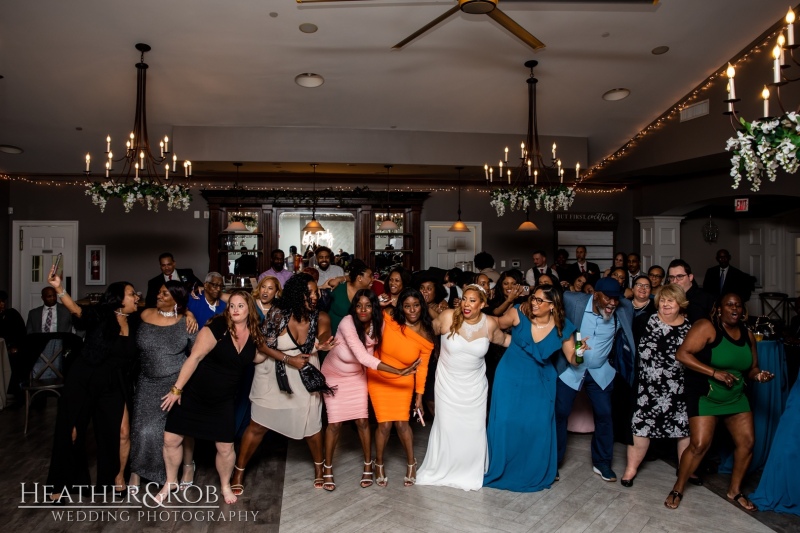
xmin=575 ymin=332 xmax=584 ymax=365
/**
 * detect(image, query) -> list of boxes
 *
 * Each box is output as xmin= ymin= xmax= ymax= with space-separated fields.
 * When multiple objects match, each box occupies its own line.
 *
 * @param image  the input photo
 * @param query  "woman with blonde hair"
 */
xmin=252 ymin=275 xmax=282 ymax=322
xmin=484 ymin=284 xmax=577 ymax=492
xmin=416 ymin=285 xmax=509 ymax=491
xmin=621 ymin=284 xmax=691 ymax=487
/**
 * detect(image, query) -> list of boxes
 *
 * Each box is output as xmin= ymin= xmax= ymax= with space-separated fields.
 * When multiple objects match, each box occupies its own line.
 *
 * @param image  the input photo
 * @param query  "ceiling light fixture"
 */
xmin=651 ymin=45 xmax=670 ymax=55
xmin=0 ymin=145 xmax=24 ymax=154
xmin=602 ymin=88 xmax=631 ymax=101
xmin=302 ymin=163 xmax=326 ymax=233
xmin=378 ymin=165 xmax=399 ymax=232
xmin=83 ymin=43 xmax=192 ymax=212
xmin=295 ymin=73 xmax=324 ymax=88
xmin=299 ymin=23 xmax=318 ymax=33
xmin=486 ymin=60 xmax=579 ymax=217
xmin=448 ymin=166 xmax=470 ymax=232
xmin=516 ymin=209 xmax=539 ymax=232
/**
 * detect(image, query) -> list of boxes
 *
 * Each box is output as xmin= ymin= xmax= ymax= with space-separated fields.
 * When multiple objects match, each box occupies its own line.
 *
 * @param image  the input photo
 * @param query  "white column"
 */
xmin=636 ymin=216 xmax=684 ymax=272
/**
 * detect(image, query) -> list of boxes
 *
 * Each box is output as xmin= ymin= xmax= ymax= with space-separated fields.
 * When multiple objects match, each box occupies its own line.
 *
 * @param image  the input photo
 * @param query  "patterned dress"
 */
xmin=631 ymin=314 xmax=690 ymax=438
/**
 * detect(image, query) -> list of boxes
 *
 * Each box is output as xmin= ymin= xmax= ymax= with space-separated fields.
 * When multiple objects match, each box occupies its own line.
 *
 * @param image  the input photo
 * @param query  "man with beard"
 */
xmin=258 ymin=249 xmax=293 ymax=287
xmin=314 ymin=246 xmax=344 ymax=286
xmin=525 ymin=250 xmax=559 ymax=286
xmin=555 ymin=277 xmax=635 ymax=483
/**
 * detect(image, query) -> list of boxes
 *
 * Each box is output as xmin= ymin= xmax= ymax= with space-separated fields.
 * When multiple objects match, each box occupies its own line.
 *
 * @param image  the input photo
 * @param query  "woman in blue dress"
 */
xmin=484 ymin=284 xmax=577 ymax=492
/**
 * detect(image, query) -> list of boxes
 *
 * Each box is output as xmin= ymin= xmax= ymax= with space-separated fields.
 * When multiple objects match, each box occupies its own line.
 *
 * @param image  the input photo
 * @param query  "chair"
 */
xmin=760 ymin=292 xmax=789 ymax=324
xmin=20 ymin=332 xmax=82 ymax=434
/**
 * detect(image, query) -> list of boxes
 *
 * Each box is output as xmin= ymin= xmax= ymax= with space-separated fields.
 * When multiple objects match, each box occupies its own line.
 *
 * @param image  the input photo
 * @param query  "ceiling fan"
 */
xmin=296 ymin=0 xmax=659 ymax=51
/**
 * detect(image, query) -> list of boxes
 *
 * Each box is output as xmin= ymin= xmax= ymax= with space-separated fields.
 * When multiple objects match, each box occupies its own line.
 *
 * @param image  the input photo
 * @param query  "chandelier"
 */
xmin=487 ymin=60 xmax=578 ymax=220
xmin=725 ymin=8 xmax=800 ymax=192
xmin=84 ymin=43 xmax=192 ymax=212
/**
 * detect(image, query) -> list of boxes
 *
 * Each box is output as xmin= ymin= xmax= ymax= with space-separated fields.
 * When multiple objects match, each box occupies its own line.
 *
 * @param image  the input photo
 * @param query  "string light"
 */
xmin=585 ymin=26 xmax=782 ymax=179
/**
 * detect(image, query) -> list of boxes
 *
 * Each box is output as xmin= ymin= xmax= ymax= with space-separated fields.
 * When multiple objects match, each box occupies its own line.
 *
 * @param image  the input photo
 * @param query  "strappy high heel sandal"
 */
xmin=404 ymin=459 xmax=417 ymax=487
xmin=313 ymin=461 xmax=325 ymax=489
xmin=179 ymin=461 xmax=195 ymax=491
xmin=375 ymin=463 xmax=387 ymax=487
xmin=361 ymin=460 xmax=374 ymax=488
xmin=231 ymin=465 xmax=245 ymax=496
xmin=322 ymin=464 xmax=336 ymax=492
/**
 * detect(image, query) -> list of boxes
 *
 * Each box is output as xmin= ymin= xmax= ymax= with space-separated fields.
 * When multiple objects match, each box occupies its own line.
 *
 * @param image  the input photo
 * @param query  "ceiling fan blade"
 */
xmin=392 ymin=5 xmax=461 ymax=50
xmin=487 ymin=8 xmax=546 ymax=50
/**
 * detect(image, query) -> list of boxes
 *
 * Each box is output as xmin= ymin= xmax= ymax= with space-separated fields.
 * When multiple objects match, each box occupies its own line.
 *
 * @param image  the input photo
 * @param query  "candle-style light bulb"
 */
xmin=129 ymin=132 xmax=135 ymax=148
xmin=187 ymin=161 xmax=192 ymax=176
xmin=787 ymin=8 xmax=796 ymax=46
xmin=165 ymin=163 xmax=170 ymax=179
xmin=576 ymin=163 xmax=580 ymax=180
xmin=762 ymin=85 xmax=770 ymax=117
xmin=172 ymin=153 xmax=177 ymax=172
xmin=520 ymin=142 xmax=525 ymax=159
xmin=85 ymin=153 xmax=91 ymax=172
xmin=160 ymin=140 xmax=164 ymax=157
xmin=184 ymin=160 xmax=189 ymax=178
xmin=552 ymin=142 xmax=557 ymax=159
xmin=106 ymin=135 xmax=111 ymax=153
xmin=489 ymin=167 xmax=493 ymax=182
xmin=135 ymin=162 xmax=139 ymax=178
xmin=484 ymin=164 xmax=489 ymax=180
xmin=504 ymin=147 xmax=509 ymax=163
xmin=726 ymin=63 xmax=736 ymax=99
xmin=534 ymin=169 xmax=538 ymax=186
xmin=527 ymin=159 xmax=532 ymax=177
xmin=773 ymin=45 xmax=782 ymax=83
xmin=164 ymin=136 xmax=169 ymax=153
xmin=105 ymin=161 xmax=110 ymax=178
xmin=499 ymin=160 xmax=503 ymax=178
xmin=507 ymin=169 xmax=511 ymax=185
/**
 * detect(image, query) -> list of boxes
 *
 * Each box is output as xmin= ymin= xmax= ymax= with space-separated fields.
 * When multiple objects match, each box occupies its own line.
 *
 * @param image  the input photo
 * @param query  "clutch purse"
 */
xmin=299 ymin=362 xmax=337 ymax=396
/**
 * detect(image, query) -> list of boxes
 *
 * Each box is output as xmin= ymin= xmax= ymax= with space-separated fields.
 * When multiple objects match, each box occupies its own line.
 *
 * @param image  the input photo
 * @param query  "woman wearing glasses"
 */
xmin=484 ymin=284 xmax=577 ymax=492
xmin=630 ymin=275 xmax=656 ymax=319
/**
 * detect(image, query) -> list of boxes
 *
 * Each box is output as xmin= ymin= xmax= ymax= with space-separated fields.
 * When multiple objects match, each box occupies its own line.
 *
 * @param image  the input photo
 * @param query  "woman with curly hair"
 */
xmin=230 ymin=273 xmax=334 ymax=494
xmin=665 ymin=292 xmax=774 ymax=511
xmin=159 ymin=290 xmax=266 ymax=504
xmin=416 ymin=285 xmax=509 ymax=491
xmin=368 ymin=287 xmax=434 ymax=487
xmin=252 ymin=275 xmax=282 ymax=322
xmin=484 ymin=284 xmax=577 ymax=492
xmin=320 ymin=289 xmax=419 ymax=490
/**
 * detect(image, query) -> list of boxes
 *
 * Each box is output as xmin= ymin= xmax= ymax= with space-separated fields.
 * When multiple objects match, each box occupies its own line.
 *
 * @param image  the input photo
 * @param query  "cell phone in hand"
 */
xmin=414 ymin=407 xmax=425 ymax=426
xmin=52 ymin=253 xmax=63 ymax=279
xmin=522 ymin=285 xmax=530 ymax=293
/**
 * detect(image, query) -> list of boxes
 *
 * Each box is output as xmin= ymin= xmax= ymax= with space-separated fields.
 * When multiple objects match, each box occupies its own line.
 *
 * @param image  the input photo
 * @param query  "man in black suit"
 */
xmin=565 ymin=245 xmax=600 ymax=286
xmin=625 ymin=253 xmax=643 ymax=290
xmin=26 ymin=286 xmax=74 ymax=379
xmin=702 ymin=249 xmax=754 ymax=303
xmin=668 ymin=259 xmax=715 ymax=324
xmin=145 ymin=252 xmax=202 ymax=308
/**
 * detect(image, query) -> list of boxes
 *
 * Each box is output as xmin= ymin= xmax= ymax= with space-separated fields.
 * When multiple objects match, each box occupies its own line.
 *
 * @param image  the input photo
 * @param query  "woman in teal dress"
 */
xmin=665 ymin=292 xmax=774 ymax=511
xmin=484 ymin=284 xmax=577 ymax=492
xmin=322 ymin=259 xmax=374 ymax=335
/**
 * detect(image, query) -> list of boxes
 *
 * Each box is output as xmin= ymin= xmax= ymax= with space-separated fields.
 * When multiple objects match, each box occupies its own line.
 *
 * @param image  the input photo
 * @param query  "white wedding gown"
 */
xmin=416 ymin=315 xmax=490 ymax=491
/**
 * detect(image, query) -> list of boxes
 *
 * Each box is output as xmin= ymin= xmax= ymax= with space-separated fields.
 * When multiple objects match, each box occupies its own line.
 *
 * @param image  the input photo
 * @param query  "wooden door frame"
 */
xmin=11 ymin=221 xmax=79 ymax=310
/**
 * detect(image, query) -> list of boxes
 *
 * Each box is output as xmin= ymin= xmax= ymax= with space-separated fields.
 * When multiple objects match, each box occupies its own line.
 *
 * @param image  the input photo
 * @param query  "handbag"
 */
xmin=272 ymin=311 xmax=336 ymax=396
xmin=299 ymin=363 xmax=336 ymax=396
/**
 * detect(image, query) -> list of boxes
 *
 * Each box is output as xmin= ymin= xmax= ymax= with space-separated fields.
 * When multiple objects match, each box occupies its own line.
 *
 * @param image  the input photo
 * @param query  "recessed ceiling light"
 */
xmin=269 ymin=12 xmax=278 ymax=18
xmin=602 ymin=88 xmax=630 ymax=101
xmin=299 ymin=23 xmax=318 ymax=34
xmin=0 ymin=145 xmax=24 ymax=154
xmin=295 ymin=73 xmax=324 ymax=88
xmin=601 ymin=32 xmax=610 ymax=38
xmin=75 ymin=126 xmax=83 ymax=131
xmin=651 ymin=45 xmax=670 ymax=55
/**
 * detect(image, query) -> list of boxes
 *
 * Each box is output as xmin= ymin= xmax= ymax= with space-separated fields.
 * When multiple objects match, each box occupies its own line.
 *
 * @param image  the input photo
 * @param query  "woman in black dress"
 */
xmin=159 ymin=290 xmax=267 ymax=505
xmin=45 ymin=271 xmax=140 ymax=502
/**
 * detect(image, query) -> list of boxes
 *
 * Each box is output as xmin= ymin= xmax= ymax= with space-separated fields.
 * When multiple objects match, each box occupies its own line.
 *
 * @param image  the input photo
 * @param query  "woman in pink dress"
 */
xmin=320 ymin=289 xmax=419 ymax=491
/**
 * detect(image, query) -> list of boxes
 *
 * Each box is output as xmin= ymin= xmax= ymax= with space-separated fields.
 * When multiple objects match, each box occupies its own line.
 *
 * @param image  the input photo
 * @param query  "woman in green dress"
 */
xmin=321 ymin=259 xmax=374 ymax=335
xmin=665 ymin=292 xmax=774 ymax=511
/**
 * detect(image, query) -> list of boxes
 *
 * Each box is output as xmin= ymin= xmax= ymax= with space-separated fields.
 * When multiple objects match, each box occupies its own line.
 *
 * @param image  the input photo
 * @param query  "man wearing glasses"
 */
xmin=555 ymin=277 xmax=636 ymax=483
xmin=666 ymin=259 xmax=714 ymax=323
xmin=186 ymin=272 xmax=227 ymax=328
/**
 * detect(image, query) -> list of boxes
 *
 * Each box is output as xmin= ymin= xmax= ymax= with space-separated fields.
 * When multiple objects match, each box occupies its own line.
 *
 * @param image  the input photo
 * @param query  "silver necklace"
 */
xmin=115 ymin=310 xmax=129 ymax=317
xmin=158 ymin=309 xmax=177 ymax=318
xmin=460 ymin=314 xmax=485 ymax=340
xmin=533 ymin=315 xmax=552 ymax=329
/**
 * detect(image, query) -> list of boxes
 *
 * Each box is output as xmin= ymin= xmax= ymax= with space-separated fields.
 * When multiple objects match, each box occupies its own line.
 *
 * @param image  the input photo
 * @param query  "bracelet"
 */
xmin=56 ymin=290 xmax=66 ymax=298
xmin=170 ymin=386 xmax=182 ymax=396
xmin=283 ymin=354 xmax=289 ymax=364
xmin=712 ymin=370 xmax=716 ymax=378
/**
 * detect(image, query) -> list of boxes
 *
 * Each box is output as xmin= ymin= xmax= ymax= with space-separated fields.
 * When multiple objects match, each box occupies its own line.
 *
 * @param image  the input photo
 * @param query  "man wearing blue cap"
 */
xmin=555 ymin=277 xmax=636 ymax=482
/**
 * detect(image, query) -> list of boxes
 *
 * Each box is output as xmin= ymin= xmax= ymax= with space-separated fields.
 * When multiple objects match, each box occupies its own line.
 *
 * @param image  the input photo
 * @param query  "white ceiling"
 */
xmin=0 ymin=0 xmax=792 ymax=184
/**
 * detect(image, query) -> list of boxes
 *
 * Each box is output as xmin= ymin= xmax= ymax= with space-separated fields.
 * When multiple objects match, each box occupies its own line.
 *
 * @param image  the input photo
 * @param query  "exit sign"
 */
xmin=734 ymin=198 xmax=749 ymax=212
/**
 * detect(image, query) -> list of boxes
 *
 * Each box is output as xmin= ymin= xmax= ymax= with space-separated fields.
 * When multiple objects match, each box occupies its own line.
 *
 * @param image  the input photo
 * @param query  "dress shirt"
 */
xmin=41 ymin=306 xmax=57 ymax=333
xmin=559 ymin=298 xmax=618 ymax=390
xmin=258 ymin=268 xmax=294 ymax=286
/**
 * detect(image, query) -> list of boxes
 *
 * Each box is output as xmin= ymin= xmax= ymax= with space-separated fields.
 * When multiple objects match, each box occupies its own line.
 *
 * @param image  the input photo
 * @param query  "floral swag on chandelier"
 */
xmin=489 ymin=185 xmax=576 ymax=217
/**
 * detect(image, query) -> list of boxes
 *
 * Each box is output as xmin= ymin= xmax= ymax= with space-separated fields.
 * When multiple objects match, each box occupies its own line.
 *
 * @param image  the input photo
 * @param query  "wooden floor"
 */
xmin=1 ymin=397 xmax=798 ymax=532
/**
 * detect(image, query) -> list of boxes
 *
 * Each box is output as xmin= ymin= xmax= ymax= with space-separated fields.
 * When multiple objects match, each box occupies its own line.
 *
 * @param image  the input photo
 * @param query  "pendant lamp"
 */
xmin=302 ymin=164 xmax=326 ymax=233
xmin=449 ymin=166 xmax=471 ymax=232
xmin=516 ymin=207 xmax=539 ymax=232
xmin=378 ymin=165 xmax=399 ymax=231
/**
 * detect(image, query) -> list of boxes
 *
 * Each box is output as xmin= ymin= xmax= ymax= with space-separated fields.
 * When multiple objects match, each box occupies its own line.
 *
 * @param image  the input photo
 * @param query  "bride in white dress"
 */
xmin=416 ymin=285 xmax=510 ymax=491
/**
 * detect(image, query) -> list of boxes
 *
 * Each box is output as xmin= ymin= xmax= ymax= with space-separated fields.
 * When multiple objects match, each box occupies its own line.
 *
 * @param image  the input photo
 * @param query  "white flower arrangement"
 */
xmin=85 ymin=178 xmax=192 ymax=213
xmin=490 ymin=185 xmax=575 ymax=216
xmin=726 ymin=112 xmax=800 ymax=192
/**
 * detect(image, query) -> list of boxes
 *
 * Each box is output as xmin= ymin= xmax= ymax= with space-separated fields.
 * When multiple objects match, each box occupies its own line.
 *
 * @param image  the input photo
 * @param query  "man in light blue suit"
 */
xmin=556 ymin=277 xmax=636 ymax=482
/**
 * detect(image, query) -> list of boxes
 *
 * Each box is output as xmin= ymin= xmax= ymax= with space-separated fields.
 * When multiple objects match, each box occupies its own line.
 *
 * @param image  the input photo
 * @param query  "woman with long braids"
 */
xmin=45 ymin=271 xmax=141 ymax=502
xmin=416 ymin=285 xmax=509 ymax=491
xmin=159 ymin=290 xmax=267 ymax=505
xmin=484 ymin=284 xmax=577 ymax=492
xmin=368 ymin=287 xmax=434 ymax=488
xmin=230 ymin=273 xmax=334 ymax=495
xmin=665 ymin=292 xmax=774 ymax=511
xmin=320 ymin=289 xmax=420 ymax=490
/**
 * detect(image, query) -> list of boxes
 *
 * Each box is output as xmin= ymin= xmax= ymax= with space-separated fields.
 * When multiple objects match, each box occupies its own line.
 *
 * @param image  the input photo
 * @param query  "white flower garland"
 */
xmin=85 ymin=178 xmax=192 ymax=213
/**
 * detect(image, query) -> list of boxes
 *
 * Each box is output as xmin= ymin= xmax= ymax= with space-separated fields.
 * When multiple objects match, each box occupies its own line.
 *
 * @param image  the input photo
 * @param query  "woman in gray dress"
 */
xmin=128 ymin=281 xmax=196 ymax=492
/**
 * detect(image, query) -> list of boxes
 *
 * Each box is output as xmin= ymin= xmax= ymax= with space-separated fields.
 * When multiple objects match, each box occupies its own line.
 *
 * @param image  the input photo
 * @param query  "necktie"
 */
xmin=540 ymin=268 xmax=545 ymax=274
xmin=580 ymin=265 xmax=585 ymax=273
xmin=169 ymin=273 xmax=174 ymax=280
xmin=720 ymin=269 xmax=726 ymax=291
xmin=44 ymin=307 xmax=53 ymax=332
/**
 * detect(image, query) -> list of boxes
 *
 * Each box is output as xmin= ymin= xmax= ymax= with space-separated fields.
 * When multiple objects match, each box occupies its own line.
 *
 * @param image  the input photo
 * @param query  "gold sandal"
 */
xmin=375 ymin=463 xmax=387 ymax=487
xmin=404 ymin=459 xmax=417 ymax=487
xmin=361 ymin=460 xmax=374 ymax=488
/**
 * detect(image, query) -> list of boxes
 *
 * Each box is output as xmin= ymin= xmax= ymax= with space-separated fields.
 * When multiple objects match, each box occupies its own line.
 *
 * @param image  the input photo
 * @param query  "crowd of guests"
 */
xmin=0 ymin=244 xmax=793 ymax=516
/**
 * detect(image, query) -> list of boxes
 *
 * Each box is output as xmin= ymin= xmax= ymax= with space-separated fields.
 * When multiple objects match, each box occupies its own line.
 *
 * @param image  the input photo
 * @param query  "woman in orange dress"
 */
xmin=367 ymin=287 xmax=434 ymax=488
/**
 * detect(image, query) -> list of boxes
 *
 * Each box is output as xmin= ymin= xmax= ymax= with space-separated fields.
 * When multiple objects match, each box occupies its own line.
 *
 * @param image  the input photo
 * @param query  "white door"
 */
xmin=12 ymin=221 xmax=79 ymax=318
xmin=423 ymin=222 xmax=482 ymax=270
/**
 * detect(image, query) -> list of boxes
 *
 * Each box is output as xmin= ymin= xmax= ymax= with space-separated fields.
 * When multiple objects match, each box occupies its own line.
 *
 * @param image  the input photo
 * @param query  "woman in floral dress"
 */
xmin=620 ymin=284 xmax=691 ymax=487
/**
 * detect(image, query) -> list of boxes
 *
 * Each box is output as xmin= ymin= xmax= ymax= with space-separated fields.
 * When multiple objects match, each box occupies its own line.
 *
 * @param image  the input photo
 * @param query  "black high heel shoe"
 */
xmin=621 ymin=475 xmax=636 ymax=488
